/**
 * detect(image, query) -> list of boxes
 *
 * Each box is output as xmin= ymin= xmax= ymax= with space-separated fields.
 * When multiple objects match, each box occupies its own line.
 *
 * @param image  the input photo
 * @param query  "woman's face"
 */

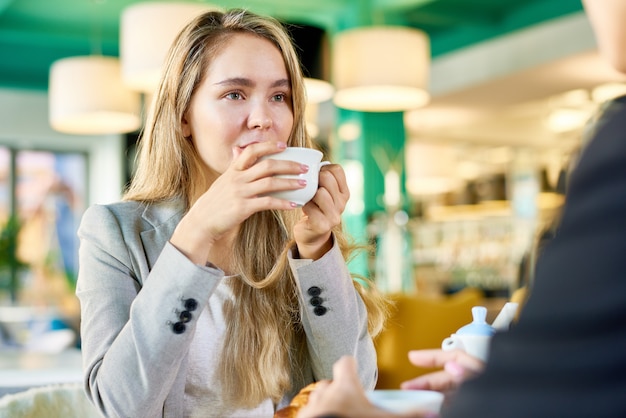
xmin=182 ymin=32 xmax=294 ymax=179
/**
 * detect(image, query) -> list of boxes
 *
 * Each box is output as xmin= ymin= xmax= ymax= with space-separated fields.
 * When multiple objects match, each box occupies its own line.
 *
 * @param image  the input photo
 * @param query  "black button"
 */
xmin=310 ymin=296 xmax=323 ymax=306
xmin=307 ymin=286 xmax=322 ymax=297
xmin=172 ymin=322 xmax=186 ymax=334
xmin=313 ymin=305 xmax=327 ymax=316
xmin=184 ymin=298 xmax=198 ymax=311
xmin=179 ymin=310 xmax=192 ymax=323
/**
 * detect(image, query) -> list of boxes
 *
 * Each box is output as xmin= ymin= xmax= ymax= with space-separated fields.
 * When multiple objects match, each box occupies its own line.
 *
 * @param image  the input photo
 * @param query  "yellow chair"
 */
xmin=509 ymin=286 xmax=528 ymax=306
xmin=508 ymin=286 xmax=529 ymax=322
xmin=374 ymin=287 xmax=484 ymax=389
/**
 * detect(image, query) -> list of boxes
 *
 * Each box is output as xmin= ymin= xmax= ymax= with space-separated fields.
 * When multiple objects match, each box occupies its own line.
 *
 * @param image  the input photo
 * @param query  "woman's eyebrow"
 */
xmin=214 ymin=77 xmax=253 ymax=87
xmin=271 ymin=79 xmax=290 ymax=88
xmin=213 ymin=78 xmax=290 ymax=88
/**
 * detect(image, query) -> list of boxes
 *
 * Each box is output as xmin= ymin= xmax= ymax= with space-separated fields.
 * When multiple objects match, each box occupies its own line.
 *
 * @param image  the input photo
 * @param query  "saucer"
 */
xmin=365 ymin=389 xmax=444 ymax=413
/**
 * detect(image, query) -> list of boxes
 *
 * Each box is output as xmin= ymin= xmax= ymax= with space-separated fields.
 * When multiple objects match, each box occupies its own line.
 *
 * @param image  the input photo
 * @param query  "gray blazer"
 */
xmin=76 ymin=199 xmax=377 ymax=417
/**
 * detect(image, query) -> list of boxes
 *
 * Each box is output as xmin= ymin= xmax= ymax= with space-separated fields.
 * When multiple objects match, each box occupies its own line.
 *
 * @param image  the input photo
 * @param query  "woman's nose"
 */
xmin=247 ymin=103 xmax=273 ymax=130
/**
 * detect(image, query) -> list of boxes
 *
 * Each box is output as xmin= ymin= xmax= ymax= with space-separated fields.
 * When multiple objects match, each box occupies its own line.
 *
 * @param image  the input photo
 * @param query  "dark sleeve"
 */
xmin=443 ymin=96 xmax=626 ymax=418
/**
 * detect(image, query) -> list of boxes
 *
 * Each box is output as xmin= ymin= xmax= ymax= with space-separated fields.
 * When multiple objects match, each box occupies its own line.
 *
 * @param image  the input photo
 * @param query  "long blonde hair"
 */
xmin=124 ymin=9 xmax=389 ymax=409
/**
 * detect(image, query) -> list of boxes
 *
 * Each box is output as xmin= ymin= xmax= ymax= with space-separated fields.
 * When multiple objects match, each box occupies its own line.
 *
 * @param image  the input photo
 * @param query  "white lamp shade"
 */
xmin=591 ymin=82 xmax=626 ymax=103
xmin=49 ymin=56 xmax=141 ymax=135
xmin=120 ymin=2 xmax=218 ymax=93
xmin=304 ymin=77 xmax=335 ymax=104
xmin=406 ymin=142 xmax=461 ymax=195
xmin=332 ymin=26 xmax=430 ymax=112
xmin=545 ymin=108 xmax=589 ymax=133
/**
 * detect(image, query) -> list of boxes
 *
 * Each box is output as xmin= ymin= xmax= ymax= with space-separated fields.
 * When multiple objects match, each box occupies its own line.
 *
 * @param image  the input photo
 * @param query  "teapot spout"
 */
xmin=491 ymin=302 xmax=519 ymax=331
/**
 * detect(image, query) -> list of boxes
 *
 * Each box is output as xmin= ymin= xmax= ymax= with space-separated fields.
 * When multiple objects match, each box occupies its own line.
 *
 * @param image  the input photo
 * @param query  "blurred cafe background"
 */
xmin=1 ymin=0 xmax=625 ymax=395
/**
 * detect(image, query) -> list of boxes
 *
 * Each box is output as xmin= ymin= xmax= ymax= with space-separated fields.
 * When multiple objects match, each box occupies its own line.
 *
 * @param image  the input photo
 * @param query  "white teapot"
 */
xmin=441 ymin=306 xmax=495 ymax=362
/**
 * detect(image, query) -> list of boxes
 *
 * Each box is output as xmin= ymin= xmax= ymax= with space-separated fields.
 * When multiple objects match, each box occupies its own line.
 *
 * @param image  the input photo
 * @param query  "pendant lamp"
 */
xmin=49 ymin=56 xmax=141 ymax=135
xmin=304 ymin=78 xmax=335 ymax=104
xmin=332 ymin=26 xmax=430 ymax=112
xmin=304 ymin=78 xmax=334 ymax=138
xmin=406 ymin=142 xmax=460 ymax=196
xmin=591 ymin=82 xmax=626 ymax=103
xmin=120 ymin=2 xmax=220 ymax=93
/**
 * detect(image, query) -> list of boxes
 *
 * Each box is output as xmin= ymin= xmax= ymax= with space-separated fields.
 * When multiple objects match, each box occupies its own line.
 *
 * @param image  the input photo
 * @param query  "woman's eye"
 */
xmin=226 ymin=92 xmax=243 ymax=100
xmin=272 ymin=93 xmax=286 ymax=102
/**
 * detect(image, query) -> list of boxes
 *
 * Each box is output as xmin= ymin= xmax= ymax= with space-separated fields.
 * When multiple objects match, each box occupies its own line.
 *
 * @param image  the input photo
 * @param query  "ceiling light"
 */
xmin=332 ymin=26 xmax=430 ymax=112
xmin=49 ymin=56 xmax=141 ymax=135
xmin=591 ymin=82 xmax=626 ymax=103
xmin=457 ymin=161 xmax=482 ymax=180
xmin=546 ymin=108 xmax=590 ymax=133
xmin=557 ymin=88 xmax=589 ymax=107
xmin=304 ymin=78 xmax=335 ymax=104
xmin=120 ymin=2 xmax=219 ymax=93
xmin=406 ymin=142 xmax=461 ymax=195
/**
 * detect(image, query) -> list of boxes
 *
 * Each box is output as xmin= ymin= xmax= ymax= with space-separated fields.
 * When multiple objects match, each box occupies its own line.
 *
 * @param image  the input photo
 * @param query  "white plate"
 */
xmin=366 ymin=389 xmax=444 ymax=413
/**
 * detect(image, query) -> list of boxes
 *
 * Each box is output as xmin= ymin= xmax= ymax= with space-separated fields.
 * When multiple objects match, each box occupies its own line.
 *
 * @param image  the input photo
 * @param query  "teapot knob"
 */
xmin=471 ymin=306 xmax=488 ymax=324
xmin=456 ymin=306 xmax=495 ymax=336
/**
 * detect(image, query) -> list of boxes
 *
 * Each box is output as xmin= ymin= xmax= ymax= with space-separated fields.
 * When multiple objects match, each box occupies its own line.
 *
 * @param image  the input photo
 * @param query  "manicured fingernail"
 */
xmin=277 ymin=141 xmax=287 ymax=149
xmin=298 ymin=179 xmax=307 ymax=186
xmin=300 ymin=164 xmax=309 ymax=172
xmin=290 ymin=202 xmax=299 ymax=207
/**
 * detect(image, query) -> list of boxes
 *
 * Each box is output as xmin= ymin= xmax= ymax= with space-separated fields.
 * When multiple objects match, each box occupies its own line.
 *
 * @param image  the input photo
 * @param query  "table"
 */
xmin=0 ymin=348 xmax=83 ymax=397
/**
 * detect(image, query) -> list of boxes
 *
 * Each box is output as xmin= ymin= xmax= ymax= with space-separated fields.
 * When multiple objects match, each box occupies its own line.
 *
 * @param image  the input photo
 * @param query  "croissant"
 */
xmin=274 ymin=382 xmax=322 ymax=418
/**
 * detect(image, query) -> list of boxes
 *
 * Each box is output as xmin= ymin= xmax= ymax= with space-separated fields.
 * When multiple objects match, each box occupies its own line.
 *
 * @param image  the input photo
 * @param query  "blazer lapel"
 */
xmin=139 ymin=199 xmax=185 ymax=270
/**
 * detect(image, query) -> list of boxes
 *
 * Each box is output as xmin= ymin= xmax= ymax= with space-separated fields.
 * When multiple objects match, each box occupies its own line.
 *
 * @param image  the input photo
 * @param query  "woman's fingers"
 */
xmin=318 ymin=164 xmax=349 ymax=208
xmin=400 ymin=369 xmax=459 ymax=392
xmin=400 ymin=349 xmax=486 ymax=393
xmin=302 ymin=164 xmax=348 ymax=221
xmin=230 ymin=140 xmax=287 ymax=171
xmin=332 ymin=356 xmax=363 ymax=388
xmin=297 ymin=356 xmax=379 ymax=418
xmin=408 ymin=349 xmax=484 ymax=373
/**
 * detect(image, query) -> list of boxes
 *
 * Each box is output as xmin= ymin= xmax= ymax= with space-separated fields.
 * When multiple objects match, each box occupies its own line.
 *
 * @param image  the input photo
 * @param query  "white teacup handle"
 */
xmin=442 ymin=336 xmax=463 ymax=352
xmin=319 ymin=161 xmax=331 ymax=167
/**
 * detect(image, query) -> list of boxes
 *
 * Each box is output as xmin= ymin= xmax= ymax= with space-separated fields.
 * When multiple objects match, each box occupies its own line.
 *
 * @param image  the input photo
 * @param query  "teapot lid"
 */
xmin=456 ymin=306 xmax=495 ymax=336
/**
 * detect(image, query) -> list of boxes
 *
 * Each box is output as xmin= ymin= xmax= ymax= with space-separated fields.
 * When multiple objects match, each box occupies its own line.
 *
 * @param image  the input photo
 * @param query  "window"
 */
xmin=0 ymin=147 xmax=87 ymax=310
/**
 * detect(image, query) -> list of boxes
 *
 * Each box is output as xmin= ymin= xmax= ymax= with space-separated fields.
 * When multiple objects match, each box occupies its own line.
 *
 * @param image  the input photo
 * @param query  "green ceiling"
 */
xmin=0 ymin=0 xmax=583 ymax=91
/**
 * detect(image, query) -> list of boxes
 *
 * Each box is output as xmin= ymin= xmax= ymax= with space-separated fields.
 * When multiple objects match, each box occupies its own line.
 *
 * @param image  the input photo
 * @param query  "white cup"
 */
xmin=366 ymin=390 xmax=444 ymax=414
xmin=259 ymin=147 xmax=330 ymax=206
xmin=441 ymin=333 xmax=492 ymax=362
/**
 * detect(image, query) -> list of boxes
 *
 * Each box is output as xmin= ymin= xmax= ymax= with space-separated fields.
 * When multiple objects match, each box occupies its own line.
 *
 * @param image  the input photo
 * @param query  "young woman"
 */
xmin=76 ymin=9 xmax=387 ymax=418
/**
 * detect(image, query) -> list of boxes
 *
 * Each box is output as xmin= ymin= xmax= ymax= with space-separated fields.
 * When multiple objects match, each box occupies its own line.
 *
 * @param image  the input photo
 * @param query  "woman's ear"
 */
xmin=181 ymin=112 xmax=192 ymax=138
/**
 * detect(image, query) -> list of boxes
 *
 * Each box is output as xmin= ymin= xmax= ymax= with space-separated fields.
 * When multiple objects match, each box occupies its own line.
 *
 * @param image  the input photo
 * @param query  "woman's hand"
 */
xmin=400 ymin=349 xmax=485 ymax=397
xmin=293 ymin=163 xmax=350 ymax=260
xmin=170 ymin=141 xmax=308 ymax=264
xmin=297 ymin=356 xmax=392 ymax=418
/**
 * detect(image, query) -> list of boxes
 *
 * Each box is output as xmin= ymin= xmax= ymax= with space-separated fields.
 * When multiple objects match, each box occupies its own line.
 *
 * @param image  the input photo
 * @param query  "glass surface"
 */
xmin=0 ymin=147 xmax=9 ymax=221
xmin=0 ymin=146 xmax=13 ymax=304
xmin=14 ymin=150 xmax=87 ymax=310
